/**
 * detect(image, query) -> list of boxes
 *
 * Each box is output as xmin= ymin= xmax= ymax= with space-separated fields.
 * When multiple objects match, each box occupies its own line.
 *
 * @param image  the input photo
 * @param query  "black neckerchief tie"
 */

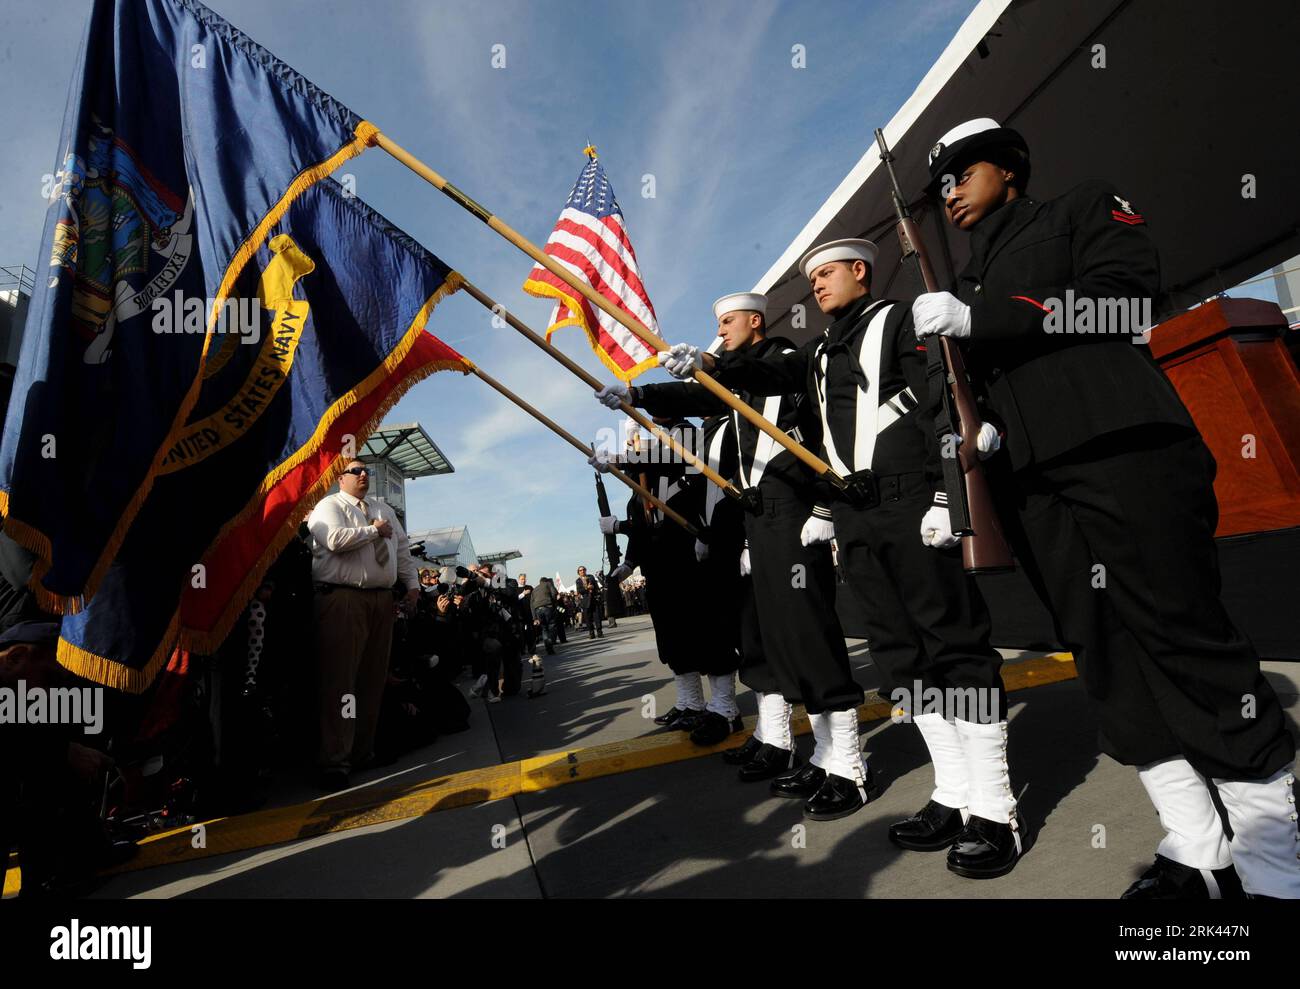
xmin=820 ymin=295 xmax=876 ymax=390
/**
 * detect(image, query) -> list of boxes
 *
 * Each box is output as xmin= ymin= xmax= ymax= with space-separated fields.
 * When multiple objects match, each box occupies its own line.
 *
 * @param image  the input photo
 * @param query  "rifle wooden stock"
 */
xmin=896 ymin=213 xmax=1013 ymax=574
xmin=874 ymin=126 xmax=1012 ymax=574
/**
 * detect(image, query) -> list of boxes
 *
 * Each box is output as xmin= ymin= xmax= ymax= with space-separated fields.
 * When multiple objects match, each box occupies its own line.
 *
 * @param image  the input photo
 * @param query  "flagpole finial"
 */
xmin=583 ymin=143 xmax=598 ymax=160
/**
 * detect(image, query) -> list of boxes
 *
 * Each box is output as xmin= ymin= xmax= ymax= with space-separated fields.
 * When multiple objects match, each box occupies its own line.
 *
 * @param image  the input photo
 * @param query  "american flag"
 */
xmin=522 ymin=156 xmax=661 ymax=381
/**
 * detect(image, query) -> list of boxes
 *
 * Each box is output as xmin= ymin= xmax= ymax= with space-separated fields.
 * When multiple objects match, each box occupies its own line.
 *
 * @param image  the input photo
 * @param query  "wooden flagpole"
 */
xmin=465 ymin=364 xmax=699 ymax=537
xmin=458 ymin=278 xmax=743 ymax=502
xmin=373 ymin=132 xmax=846 ymax=490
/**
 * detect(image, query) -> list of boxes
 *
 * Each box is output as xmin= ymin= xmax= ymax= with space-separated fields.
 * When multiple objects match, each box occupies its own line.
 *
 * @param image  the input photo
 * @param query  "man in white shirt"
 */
xmin=306 ymin=459 xmax=419 ymax=790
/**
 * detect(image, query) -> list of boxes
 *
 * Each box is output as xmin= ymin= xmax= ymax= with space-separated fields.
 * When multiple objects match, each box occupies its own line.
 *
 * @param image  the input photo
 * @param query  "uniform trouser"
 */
xmin=738 ymin=489 xmax=861 ymax=714
xmin=997 ymin=425 xmax=1295 ymax=779
xmin=315 ymin=586 xmax=394 ymax=772
xmin=642 ymin=525 xmax=714 ymax=675
xmin=690 ymin=537 xmax=745 ymax=676
xmin=832 ymin=472 xmax=1005 ymax=721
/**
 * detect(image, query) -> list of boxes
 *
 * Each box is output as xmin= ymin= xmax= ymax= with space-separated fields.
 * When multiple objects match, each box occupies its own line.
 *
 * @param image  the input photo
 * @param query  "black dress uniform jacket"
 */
xmin=959 ymin=180 xmax=1194 ymax=471
xmin=712 ymin=297 xmax=938 ymax=484
xmin=957 ymin=180 xmax=1294 ymax=777
xmin=634 ymin=336 xmax=824 ymax=502
xmin=715 ymin=296 xmax=1004 ymax=714
xmin=633 ymin=339 xmax=859 ymax=712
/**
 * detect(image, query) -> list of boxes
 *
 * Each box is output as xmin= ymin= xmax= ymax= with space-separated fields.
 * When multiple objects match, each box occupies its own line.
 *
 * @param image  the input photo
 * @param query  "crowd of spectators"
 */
xmin=0 ymin=464 xmax=652 ymax=897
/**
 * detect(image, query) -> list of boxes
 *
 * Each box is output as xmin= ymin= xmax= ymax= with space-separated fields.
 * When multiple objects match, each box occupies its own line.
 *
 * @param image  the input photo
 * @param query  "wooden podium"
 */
xmin=1148 ymin=297 xmax=1300 ymax=536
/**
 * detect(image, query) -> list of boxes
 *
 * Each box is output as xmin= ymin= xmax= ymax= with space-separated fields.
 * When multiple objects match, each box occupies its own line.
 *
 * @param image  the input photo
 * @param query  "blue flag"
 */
xmin=0 ymin=0 xmax=377 ymax=612
xmin=59 ymin=179 xmax=469 ymax=692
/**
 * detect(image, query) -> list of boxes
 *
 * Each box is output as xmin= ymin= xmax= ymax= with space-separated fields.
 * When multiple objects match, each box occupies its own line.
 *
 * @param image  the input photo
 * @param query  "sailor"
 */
xmin=595 ymin=292 xmax=873 ymax=822
xmin=914 ymin=117 xmax=1298 ymax=898
xmin=595 ymin=416 xmax=743 ymax=739
xmin=681 ymin=409 xmax=750 ymax=747
xmin=661 ymin=246 xmax=1020 ymax=878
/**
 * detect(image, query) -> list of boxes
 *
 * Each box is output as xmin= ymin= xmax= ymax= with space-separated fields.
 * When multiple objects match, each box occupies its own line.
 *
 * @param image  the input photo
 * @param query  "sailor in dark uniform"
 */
xmin=597 ymin=293 xmax=872 ymax=821
xmin=682 ymin=409 xmax=751 ymax=746
xmin=661 ymin=245 xmax=1020 ymax=878
xmin=594 ymin=416 xmax=744 ymax=739
xmin=914 ymin=117 xmax=1298 ymax=898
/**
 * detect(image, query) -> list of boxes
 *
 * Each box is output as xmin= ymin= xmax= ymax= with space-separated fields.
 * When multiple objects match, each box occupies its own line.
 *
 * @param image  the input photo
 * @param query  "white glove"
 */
xmin=738 ymin=546 xmax=751 ymax=576
xmin=658 ymin=343 xmax=703 ymax=379
xmin=800 ymin=515 xmax=835 ymax=546
xmin=912 ymin=291 xmax=971 ymax=340
xmin=946 ymin=421 xmax=1002 ymax=460
xmin=587 ymin=449 xmax=614 ymax=473
xmin=609 ymin=563 xmax=632 ymax=583
xmin=694 ymin=539 xmax=709 ymax=562
xmin=598 ymin=515 xmax=619 ymax=534
xmin=920 ymin=504 xmax=960 ymax=549
xmin=595 ymin=382 xmax=631 ymax=409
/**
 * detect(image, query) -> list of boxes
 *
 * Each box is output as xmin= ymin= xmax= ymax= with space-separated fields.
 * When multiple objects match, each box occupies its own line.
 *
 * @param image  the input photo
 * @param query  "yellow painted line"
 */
xmin=3 ymin=652 xmax=1076 ymax=893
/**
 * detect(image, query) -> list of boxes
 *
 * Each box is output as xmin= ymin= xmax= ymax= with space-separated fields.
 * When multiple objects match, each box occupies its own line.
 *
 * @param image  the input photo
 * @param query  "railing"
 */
xmin=0 ymin=264 xmax=35 ymax=299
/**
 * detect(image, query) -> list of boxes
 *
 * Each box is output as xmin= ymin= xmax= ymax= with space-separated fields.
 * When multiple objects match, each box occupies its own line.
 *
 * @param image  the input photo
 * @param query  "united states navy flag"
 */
xmin=0 ymin=0 xmax=378 ymax=613
xmin=60 ymin=178 xmax=469 ymax=691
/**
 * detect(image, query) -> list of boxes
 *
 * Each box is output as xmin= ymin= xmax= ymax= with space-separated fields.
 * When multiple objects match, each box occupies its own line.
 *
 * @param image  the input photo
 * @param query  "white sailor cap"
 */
xmin=926 ymin=117 xmax=1028 ymax=193
xmin=798 ymin=238 xmax=878 ymax=280
xmin=712 ymin=292 xmax=768 ymax=320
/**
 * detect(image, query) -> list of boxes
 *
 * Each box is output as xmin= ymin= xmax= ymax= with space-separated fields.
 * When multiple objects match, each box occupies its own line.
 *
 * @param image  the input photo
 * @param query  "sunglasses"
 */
xmin=342 ymin=466 xmax=371 ymax=476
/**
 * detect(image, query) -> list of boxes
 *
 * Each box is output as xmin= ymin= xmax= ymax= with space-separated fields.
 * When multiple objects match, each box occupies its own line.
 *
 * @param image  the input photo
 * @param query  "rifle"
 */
xmin=592 ymin=443 xmax=622 ymax=572
xmin=874 ymin=128 xmax=1014 ymax=574
xmin=592 ymin=447 xmax=626 ymax=621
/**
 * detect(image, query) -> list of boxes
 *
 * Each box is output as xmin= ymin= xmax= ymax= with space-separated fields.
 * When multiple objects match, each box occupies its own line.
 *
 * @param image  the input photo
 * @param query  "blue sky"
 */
xmin=16 ymin=0 xmax=1208 ymax=584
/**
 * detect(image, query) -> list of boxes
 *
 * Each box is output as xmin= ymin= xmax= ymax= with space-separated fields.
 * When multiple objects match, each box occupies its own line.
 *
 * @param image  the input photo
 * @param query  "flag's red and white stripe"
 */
xmin=523 ymin=165 xmax=661 ymax=381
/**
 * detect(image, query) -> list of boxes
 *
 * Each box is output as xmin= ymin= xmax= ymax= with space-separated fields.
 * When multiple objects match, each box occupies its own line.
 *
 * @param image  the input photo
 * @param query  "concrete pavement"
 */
xmin=85 ymin=614 xmax=1300 ymax=899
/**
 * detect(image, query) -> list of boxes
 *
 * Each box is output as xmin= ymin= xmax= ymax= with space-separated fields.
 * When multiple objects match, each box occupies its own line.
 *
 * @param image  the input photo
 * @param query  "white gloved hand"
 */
xmin=658 ymin=343 xmax=703 ymax=379
xmin=800 ymin=515 xmax=835 ymax=546
xmin=587 ymin=449 xmax=614 ymax=473
xmin=598 ymin=515 xmax=619 ymax=534
xmin=694 ymin=539 xmax=709 ymax=562
xmin=595 ymin=382 xmax=631 ymax=409
xmin=609 ymin=563 xmax=632 ymax=583
xmin=738 ymin=546 xmax=752 ymax=576
xmin=946 ymin=421 xmax=1002 ymax=460
xmin=920 ymin=504 xmax=960 ymax=549
xmin=912 ymin=291 xmax=972 ymax=340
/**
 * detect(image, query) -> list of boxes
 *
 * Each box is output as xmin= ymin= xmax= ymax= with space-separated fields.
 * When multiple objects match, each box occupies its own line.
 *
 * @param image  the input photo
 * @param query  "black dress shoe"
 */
xmin=654 ymin=705 xmax=686 ymax=726
xmin=675 ymin=709 xmax=706 ymax=732
xmin=721 ymin=734 xmax=763 ymax=766
xmin=946 ymin=814 xmax=1022 ymax=879
xmin=689 ymin=710 xmax=742 ymax=747
xmin=738 ymin=743 xmax=799 ymax=782
xmin=888 ymin=800 xmax=967 ymax=851
xmin=1120 ymin=855 xmax=1245 ymax=900
xmin=803 ymin=769 xmax=880 ymax=821
xmin=770 ymin=763 xmax=826 ymax=799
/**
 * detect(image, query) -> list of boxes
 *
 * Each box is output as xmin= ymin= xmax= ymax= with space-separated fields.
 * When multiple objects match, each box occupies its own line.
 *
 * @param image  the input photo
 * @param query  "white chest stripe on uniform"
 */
xmin=703 ymin=423 xmax=729 ymax=526
xmin=733 ymin=345 xmax=796 ymax=491
xmin=815 ymin=301 xmax=915 ymax=475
